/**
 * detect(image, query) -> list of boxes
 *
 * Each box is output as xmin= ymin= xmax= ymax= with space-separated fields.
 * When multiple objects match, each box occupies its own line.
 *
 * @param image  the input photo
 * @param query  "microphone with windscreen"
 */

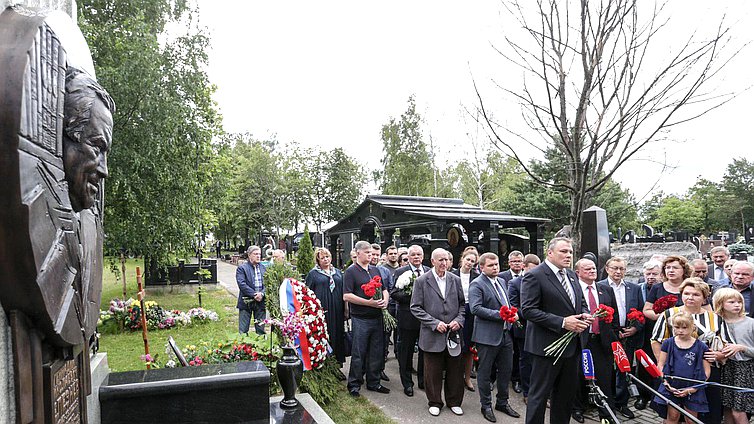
xmin=635 ymin=349 xmax=662 ymax=378
xmin=581 ymin=349 xmax=622 ymax=423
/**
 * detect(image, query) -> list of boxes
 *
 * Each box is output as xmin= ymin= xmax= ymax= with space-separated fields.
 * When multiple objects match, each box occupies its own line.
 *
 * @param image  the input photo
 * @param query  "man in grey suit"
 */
xmin=469 ymin=252 xmax=521 ymax=422
xmin=410 ymin=248 xmax=466 ymax=417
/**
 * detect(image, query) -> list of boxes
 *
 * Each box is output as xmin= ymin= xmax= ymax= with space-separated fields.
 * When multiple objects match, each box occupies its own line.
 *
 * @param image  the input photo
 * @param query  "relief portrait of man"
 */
xmin=63 ymin=68 xmax=115 ymax=214
xmin=0 ymin=20 xmax=115 ymax=347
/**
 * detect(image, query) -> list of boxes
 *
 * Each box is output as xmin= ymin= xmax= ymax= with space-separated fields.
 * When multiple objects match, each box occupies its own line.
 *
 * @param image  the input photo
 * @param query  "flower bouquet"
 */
xmin=499 ymin=305 xmax=522 ymax=328
xmin=362 ymin=275 xmax=397 ymax=331
xmin=544 ymin=304 xmax=614 ymax=364
xmin=264 ymin=313 xmax=306 ymax=347
xmin=652 ymin=295 xmax=678 ymax=314
xmin=395 ymin=271 xmax=417 ymax=295
xmin=627 ymin=308 xmax=645 ymax=326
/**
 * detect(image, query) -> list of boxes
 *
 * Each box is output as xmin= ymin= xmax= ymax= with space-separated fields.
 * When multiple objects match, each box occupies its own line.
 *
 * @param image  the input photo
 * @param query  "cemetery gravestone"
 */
xmin=0 ymin=6 xmax=113 ymax=423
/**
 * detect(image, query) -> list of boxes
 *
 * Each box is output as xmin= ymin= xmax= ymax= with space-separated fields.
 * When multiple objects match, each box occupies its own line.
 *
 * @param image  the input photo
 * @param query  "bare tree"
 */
xmin=475 ymin=0 xmax=740 ymax=251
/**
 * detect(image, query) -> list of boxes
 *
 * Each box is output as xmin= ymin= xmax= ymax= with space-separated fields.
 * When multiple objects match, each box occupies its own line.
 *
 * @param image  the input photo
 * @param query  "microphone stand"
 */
xmin=587 ymin=382 xmax=621 ymax=424
xmin=625 ymin=373 xmax=703 ymax=424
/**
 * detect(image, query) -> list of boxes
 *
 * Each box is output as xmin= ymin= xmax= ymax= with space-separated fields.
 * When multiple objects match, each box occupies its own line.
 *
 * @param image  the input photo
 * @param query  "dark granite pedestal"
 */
xmin=269 ymin=394 xmax=334 ymax=424
xmin=99 ymin=361 xmax=269 ymax=424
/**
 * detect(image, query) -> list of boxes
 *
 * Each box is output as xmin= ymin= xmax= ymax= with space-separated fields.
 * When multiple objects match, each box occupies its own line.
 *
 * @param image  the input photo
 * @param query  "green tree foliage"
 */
xmin=720 ymin=158 xmax=754 ymax=233
xmin=648 ymin=196 xmax=704 ymax=233
xmin=378 ymin=96 xmax=435 ymax=196
xmin=79 ymin=0 xmax=222 ymax=270
xmin=297 ymin=226 xmax=315 ymax=277
xmin=211 ymin=137 xmax=364 ymax=248
xmin=507 ymin=149 xmax=638 ymax=237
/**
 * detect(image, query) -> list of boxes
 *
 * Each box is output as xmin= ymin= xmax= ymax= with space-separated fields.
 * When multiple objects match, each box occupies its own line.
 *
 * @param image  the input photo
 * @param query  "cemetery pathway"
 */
xmin=215 ymin=260 xmax=656 ymax=423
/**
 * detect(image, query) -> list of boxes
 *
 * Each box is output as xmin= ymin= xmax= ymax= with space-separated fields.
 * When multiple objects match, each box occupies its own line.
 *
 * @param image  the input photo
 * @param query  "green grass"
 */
xmin=321 ymin=389 xmax=395 ymax=424
xmin=99 ymin=258 xmax=239 ymax=372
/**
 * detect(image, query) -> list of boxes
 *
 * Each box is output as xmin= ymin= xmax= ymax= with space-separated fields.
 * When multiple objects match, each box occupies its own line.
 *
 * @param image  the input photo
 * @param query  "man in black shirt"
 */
xmin=344 ymin=240 xmax=391 ymax=397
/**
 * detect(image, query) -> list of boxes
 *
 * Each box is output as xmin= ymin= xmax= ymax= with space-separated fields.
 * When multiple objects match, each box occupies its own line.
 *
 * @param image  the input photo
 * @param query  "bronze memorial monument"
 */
xmin=0 ymin=6 xmax=114 ymax=423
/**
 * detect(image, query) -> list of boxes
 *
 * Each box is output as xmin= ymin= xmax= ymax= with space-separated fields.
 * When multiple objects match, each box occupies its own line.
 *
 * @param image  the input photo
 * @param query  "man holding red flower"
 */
xmin=343 ymin=240 xmax=391 ymax=397
xmin=468 ymin=252 xmax=521 ymax=422
xmin=572 ymin=258 xmax=620 ymax=423
xmin=520 ymin=237 xmax=592 ymax=424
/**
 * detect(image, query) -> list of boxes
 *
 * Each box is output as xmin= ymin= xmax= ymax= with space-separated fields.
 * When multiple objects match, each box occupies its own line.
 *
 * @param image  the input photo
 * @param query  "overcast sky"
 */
xmin=193 ymin=0 xmax=754 ymax=204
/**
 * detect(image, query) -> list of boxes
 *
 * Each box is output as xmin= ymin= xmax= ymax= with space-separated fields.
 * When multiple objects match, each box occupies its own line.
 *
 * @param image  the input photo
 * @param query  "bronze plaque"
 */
xmin=44 ymin=355 xmax=86 ymax=424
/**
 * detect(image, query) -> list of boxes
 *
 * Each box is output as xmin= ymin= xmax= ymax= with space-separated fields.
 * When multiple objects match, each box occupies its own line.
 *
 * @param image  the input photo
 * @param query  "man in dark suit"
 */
xmin=573 ymin=259 xmax=620 ymax=423
xmin=498 ymin=250 xmax=525 ymax=393
xmin=411 ymin=248 xmax=466 ymax=417
xmin=598 ymin=256 xmax=643 ymax=420
xmin=236 ymin=245 xmax=267 ymax=335
xmin=507 ymin=253 xmax=541 ymax=403
xmin=391 ymin=244 xmax=429 ymax=396
xmin=499 ymin=250 xmax=525 ymax=285
xmin=469 ymin=252 xmax=521 ymax=422
xmin=691 ymin=258 xmax=718 ymax=287
xmin=521 ymin=237 xmax=592 ymax=424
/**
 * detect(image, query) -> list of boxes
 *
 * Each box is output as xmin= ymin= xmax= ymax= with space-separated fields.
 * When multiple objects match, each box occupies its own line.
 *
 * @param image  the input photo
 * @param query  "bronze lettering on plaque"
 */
xmin=46 ymin=357 xmax=83 ymax=424
xmin=0 ymin=6 xmax=115 ymax=423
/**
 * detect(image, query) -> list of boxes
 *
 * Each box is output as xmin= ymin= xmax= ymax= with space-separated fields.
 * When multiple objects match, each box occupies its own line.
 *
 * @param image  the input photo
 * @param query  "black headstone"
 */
xmin=581 ymin=206 xmax=611 ymax=273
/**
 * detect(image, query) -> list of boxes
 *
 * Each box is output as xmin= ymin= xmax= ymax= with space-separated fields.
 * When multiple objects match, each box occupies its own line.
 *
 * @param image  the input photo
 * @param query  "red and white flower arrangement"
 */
xmin=289 ymin=278 xmax=331 ymax=369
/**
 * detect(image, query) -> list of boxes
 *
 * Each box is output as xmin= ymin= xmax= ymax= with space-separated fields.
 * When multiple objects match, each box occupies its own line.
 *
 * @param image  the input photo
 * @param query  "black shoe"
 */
xmin=512 ymin=381 xmax=522 ymax=393
xmin=571 ymin=411 xmax=585 ymax=423
xmin=481 ymin=407 xmax=496 ymax=423
xmin=337 ymin=370 xmax=347 ymax=381
xmin=349 ymin=389 xmax=360 ymax=398
xmin=634 ymin=399 xmax=648 ymax=410
xmin=465 ymin=383 xmax=475 ymax=392
xmin=404 ymin=386 xmax=414 ymax=397
xmin=367 ymin=385 xmax=390 ymax=394
xmin=380 ymin=371 xmax=390 ymax=381
xmin=617 ymin=406 xmax=635 ymax=419
xmin=417 ymin=381 xmax=425 ymax=390
xmin=470 ymin=369 xmax=477 ymax=379
xmin=495 ymin=404 xmax=520 ymax=418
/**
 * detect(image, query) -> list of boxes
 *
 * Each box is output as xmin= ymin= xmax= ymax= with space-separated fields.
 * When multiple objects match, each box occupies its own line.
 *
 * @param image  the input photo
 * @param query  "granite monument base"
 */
xmin=99 ymin=361 xmax=270 ymax=424
xmin=270 ymin=393 xmax=334 ymax=424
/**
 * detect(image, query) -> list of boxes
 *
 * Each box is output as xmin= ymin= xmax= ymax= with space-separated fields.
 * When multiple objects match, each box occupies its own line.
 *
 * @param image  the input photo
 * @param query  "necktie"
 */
xmin=415 ymin=267 xmax=421 ymax=277
xmin=558 ymin=269 xmax=575 ymax=307
xmin=493 ymin=280 xmax=508 ymax=307
xmin=587 ymin=286 xmax=599 ymax=334
xmin=716 ymin=267 xmax=724 ymax=281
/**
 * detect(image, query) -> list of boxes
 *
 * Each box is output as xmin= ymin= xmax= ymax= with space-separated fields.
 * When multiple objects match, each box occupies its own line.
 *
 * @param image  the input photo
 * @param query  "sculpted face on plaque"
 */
xmin=62 ymin=69 xmax=115 ymax=212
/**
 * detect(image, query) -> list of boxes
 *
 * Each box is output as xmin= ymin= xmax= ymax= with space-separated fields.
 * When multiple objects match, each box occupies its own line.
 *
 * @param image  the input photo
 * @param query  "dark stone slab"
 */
xmin=270 ymin=400 xmax=318 ymax=424
xmin=99 ymin=361 xmax=270 ymax=424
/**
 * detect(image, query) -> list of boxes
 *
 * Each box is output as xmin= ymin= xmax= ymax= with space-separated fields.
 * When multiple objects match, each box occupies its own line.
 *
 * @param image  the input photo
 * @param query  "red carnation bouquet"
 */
xmin=499 ymin=305 xmax=523 ymax=328
xmin=544 ymin=304 xmax=614 ymax=364
xmin=361 ymin=275 xmax=397 ymax=331
xmin=627 ymin=308 xmax=646 ymax=326
xmin=652 ymin=295 xmax=678 ymax=314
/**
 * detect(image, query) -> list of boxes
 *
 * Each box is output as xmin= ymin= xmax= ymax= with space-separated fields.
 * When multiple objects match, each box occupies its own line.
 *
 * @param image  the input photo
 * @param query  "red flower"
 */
xmin=362 ymin=282 xmax=377 ymax=297
xmin=594 ymin=304 xmax=614 ymax=324
xmin=499 ymin=305 xmax=518 ymax=322
xmin=652 ymin=295 xmax=678 ymax=314
xmin=627 ymin=308 xmax=645 ymax=325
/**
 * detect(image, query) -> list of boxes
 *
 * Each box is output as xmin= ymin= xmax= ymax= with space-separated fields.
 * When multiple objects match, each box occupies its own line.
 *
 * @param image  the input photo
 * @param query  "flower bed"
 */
xmin=99 ymin=298 xmax=218 ymax=333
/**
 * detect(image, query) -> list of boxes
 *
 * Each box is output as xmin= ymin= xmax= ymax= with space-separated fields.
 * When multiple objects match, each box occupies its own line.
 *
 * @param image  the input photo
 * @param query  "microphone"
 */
xmin=612 ymin=342 xmax=631 ymax=373
xmin=635 ymin=349 xmax=662 ymax=378
xmin=581 ymin=349 xmax=596 ymax=382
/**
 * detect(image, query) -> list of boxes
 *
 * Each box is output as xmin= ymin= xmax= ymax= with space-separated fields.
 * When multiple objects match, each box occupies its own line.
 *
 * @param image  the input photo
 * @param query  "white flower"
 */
xmin=396 ymin=272 xmax=412 ymax=289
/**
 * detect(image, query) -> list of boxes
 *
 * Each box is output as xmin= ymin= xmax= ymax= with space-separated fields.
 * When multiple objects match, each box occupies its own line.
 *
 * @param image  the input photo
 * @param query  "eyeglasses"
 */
xmin=401 ymin=258 xmax=409 ymax=262
xmin=608 ymin=266 xmax=626 ymax=271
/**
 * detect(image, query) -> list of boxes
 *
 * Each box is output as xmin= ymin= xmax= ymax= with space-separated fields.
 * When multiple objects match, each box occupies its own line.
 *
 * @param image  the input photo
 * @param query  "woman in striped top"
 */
xmin=651 ymin=278 xmax=732 ymax=424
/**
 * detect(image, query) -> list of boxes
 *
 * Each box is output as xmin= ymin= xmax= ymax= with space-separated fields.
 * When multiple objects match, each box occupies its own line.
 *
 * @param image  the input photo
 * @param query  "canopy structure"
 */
xmin=326 ymin=195 xmax=549 ymax=268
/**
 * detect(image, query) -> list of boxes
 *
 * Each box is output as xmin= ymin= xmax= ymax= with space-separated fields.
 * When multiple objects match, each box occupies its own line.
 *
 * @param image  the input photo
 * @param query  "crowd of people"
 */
xmin=235 ymin=240 xmax=754 ymax=424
